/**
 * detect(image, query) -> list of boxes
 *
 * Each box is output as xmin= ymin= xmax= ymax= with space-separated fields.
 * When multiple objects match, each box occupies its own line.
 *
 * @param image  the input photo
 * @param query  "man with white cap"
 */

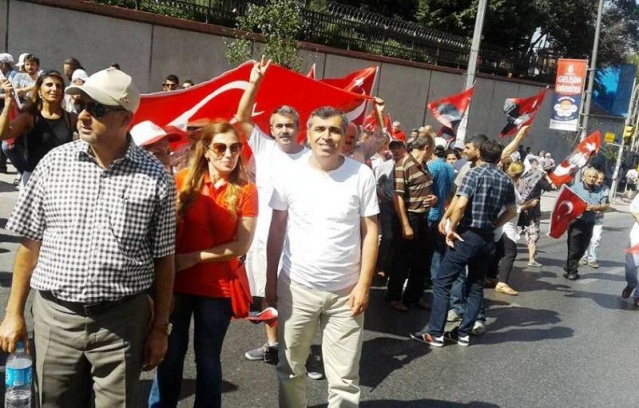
xmin=130 ymin=120 xmax=181 ymax=171
xmin=64 ymin=68 xmax=89 ymax=113
xmin=0 ymin=68 xmax=177 ymax=407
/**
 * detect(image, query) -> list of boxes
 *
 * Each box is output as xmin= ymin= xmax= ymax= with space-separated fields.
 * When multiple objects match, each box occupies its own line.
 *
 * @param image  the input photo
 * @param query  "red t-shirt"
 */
xmin=173 ymin=170 xmax=258 ymax=298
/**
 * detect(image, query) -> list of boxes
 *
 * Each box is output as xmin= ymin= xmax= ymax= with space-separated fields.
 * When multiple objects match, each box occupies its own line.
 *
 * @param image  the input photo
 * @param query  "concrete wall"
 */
xmin=3 ymin=0 xmax=621 ymax=161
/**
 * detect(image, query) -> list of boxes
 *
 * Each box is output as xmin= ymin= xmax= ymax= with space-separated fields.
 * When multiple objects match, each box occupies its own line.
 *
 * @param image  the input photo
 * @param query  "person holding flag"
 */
xmin=563 ymin=167 xmax=609 ymax=281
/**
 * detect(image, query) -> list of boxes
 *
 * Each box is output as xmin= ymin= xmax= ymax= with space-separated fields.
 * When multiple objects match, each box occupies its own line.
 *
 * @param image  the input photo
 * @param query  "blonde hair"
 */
xmin=507 ymin=161 xmax=525 ymax=179
xmin=177 ymin=120 xmax=248 ymax=218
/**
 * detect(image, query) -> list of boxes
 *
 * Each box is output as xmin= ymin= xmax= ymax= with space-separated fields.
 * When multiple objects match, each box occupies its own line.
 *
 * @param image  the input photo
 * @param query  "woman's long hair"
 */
xmin=177 ymin=120 xmax=249 ymax=218
xmin=21 ymin=70 xmax=66 ymax=115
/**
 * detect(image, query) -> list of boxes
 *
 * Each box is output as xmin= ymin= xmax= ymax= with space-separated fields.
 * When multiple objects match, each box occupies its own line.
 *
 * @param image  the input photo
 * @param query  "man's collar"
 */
xmin=76 ymin=135 xmax=145 ymax=164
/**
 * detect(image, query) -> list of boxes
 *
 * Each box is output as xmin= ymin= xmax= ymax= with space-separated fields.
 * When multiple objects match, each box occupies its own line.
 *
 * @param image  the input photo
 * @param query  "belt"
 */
xmin=459 ymin=226 xmax=494 ymax=238
xmin=39 ymin=291 xmax=140 ymax=316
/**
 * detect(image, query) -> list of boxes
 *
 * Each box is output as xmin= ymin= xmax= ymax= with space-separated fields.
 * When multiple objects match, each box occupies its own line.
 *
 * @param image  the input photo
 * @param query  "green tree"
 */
xmin=226 ymin=0 xmax=307 ymax=70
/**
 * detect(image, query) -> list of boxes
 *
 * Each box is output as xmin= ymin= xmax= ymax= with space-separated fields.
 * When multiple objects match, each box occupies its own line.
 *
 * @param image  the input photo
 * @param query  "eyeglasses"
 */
xmin=79 ymin=100 xmax=125 ymax=119
xmin=208 ymin=142 xmax=243 ymax=156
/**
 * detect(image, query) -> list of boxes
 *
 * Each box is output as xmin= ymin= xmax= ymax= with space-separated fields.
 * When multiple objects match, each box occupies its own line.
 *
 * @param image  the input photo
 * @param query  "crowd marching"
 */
xmin=0 ymin=50 xmax=635 ymax=408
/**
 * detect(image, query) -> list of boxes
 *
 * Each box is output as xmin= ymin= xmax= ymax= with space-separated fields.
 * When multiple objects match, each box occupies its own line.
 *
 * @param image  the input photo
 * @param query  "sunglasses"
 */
xmin=79 ymin=101 xmax=125 ymax=119
xmin=208 ymin=142 xmax=243 ymax=156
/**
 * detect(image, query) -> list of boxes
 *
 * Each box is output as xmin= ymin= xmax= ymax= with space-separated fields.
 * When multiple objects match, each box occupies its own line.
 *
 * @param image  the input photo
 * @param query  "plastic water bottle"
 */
xmin=4 ymin=341 xmax=32 ymax=408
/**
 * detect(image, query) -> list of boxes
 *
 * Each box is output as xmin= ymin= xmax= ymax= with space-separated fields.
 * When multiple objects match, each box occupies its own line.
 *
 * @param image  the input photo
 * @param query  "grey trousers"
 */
xmin=32 ymin=291 xmax=150 ymax=408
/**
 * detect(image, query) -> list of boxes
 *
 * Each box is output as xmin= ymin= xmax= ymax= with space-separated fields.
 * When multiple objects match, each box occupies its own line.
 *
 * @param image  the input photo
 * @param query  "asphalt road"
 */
xmin=1 ymin=165 xmax=638 ymax=407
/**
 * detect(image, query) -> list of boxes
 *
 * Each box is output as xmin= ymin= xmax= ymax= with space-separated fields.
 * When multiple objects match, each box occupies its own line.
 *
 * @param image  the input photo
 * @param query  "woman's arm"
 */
xmin=176 ymin=216 xmax=257 ymax=271
xmin=0 ymin=81 xmax=32 ymax=141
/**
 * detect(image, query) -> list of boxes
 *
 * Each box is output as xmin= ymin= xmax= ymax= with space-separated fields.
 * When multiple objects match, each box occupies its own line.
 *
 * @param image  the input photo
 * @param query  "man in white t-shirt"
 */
xmin=235 ymin=57 xmax=309 ymax=365
xmin=265 ymin=106 xmax=379 ymax=407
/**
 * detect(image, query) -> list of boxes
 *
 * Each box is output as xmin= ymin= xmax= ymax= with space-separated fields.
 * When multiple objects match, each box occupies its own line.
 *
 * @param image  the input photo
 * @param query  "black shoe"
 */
xmin=0 ymin=166 xmax=7 ymax=174
xmin=622 ymin=285 xmax=635 ymax=299
xmin=563 ymin=272 xmax=579 ymax=281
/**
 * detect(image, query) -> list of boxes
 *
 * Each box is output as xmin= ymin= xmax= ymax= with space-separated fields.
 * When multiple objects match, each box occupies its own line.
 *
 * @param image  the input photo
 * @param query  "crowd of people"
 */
xmin=0 ymin=51 xmax=625 ymax=408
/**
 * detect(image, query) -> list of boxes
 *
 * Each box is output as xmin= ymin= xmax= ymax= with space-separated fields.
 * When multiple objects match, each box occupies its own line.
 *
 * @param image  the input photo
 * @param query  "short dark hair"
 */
xmin=110 ymin=63 xmax=121 ymax=70
xmin=63 ymin=57 xmax=82 ymax=70
xmin=306 ymin=106 xmax=348 ymax=134
xmin=24 ymin=54 xmax=39 ymax=66
xmin=165 ymin=74 xmax=179 ymax=84
xmin=411 ymin=133 xmax=434 ymax=151
xmin=479 ymin=140 xmax=504 ymax=164
xmin=467 ymin=133 xmax=488 ymax=149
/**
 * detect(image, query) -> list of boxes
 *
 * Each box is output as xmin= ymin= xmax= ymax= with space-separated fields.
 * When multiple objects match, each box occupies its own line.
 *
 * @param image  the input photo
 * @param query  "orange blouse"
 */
xmin=173 ymin=169 xmax=258 ymax=298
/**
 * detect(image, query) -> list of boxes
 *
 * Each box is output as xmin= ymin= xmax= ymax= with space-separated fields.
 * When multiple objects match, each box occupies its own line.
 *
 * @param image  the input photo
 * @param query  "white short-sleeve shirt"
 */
xmin=270 ymin=156 xmax=380 ymax=292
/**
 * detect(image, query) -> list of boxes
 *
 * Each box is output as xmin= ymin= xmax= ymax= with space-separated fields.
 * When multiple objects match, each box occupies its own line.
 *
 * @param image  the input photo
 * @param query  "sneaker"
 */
xmin=527 ymin=260 xmax=543 ymax=267
xmin=444 ymin=328 xmax=470 ymax=347
xmin=306 ymin=354 xmax=324 ymax=380
xmin=410 ymin=332 xmax=444 ymax=347
xmin=244 ymin=343 xmax=278 ymax=364
xmin=563 ymin=272 xmax=580 ymax=281
xmin=622 ymin=285 xmax=635 ymax=299
xmin=579 ymin=258 xmax=588 ymax=266
xmin=588 ymin=260 xmax=599 ymax=268
xmin=471 ymin=321 xmax=486 ymax=336
xmin=447 ymin=309 xmax=462 ymax=322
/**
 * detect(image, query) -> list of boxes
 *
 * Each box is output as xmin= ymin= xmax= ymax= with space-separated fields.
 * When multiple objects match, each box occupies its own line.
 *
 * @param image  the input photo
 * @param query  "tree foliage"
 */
xmin=226 ymin=0 xmax=307 ymax=70
xmin=346 ymin=0 xmax=639 ymax=66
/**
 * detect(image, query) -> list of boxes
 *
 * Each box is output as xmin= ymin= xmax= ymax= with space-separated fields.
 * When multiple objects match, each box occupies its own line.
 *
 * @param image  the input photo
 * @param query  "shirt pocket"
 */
xmin=108 ymin=192 xmax=156 ymax=256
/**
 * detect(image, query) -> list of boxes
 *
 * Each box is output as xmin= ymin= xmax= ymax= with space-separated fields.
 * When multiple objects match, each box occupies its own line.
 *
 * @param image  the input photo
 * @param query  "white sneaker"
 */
xmin=447 ymin=310 xmax=462 ymax=322
xmin=471 ymin=321 xmax=486 ymax=336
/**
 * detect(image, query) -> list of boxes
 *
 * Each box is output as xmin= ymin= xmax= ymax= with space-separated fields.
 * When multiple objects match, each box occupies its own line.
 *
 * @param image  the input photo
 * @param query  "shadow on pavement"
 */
xmin=0 ymin=271 xmax=12 ymax=287
xmin=0 ymin=181 xmax=16 ymax=194
xmin=138 ymin=378 xmax=239 ymax=405
xmin=359 ymin=337 xmax=427 ymax=390
xmin=310 ymin=400 xmax=499 ymax=408
xmin=0 ymin=232 xmax=21 ymax=244
xmin=558 ymin=287 xmax=638 ymax=310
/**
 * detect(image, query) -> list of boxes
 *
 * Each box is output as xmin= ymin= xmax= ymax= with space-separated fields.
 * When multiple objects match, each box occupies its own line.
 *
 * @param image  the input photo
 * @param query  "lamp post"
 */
xmin=455 ymin=0 xmax=488 ymax=145
xmin=579 ymin=0 xmax=605 ymax=141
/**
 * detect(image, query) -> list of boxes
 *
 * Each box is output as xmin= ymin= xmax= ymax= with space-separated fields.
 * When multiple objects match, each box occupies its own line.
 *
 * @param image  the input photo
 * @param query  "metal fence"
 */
xmin=87 ymin=0 xmax=554 ymax=81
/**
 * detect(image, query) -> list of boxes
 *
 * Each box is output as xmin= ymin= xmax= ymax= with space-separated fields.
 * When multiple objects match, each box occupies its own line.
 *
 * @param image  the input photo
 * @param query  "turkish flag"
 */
xmin=499 ymin=88 xmax=547 ymax=137
xmin=132 ymin=61 xmax=371 ymax=144
xmin=362 ymin=110 xmax=392 ymax=134
xmin=427 ymin=86 xmax=474 ymax=131
xmin=548 ymin=185 xmax=588 ymax=239
xmin=306 ymin=63 xmax=316 ymax=79
xmin=549 ymin=131 xmax=602 ymax=185
xmin=321 ymin=66 xmax=378 ymax=125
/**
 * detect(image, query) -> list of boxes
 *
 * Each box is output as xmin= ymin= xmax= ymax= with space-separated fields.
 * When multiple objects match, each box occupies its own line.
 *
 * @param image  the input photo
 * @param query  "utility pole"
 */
xmin=455 ymin=0 xmax=488 ymax=145
xmin=610 ymin=80 xmax=639 ymax=200
xmin=579 ymin=0 xmax=605 ymax=141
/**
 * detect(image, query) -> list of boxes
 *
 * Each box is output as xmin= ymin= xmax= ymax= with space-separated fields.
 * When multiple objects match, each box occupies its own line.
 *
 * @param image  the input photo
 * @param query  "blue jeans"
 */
xmin=149 ymin=294 xmax=233 ymax=408
xmin=427 ymin=230 xmax=494 ymax=337
xmin=2 ymin=140 xmax=27 ymax=173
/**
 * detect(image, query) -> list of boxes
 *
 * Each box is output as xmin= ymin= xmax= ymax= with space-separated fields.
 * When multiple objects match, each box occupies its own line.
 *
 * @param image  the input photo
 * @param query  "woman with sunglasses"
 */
xmin=149 ymin=120 xmax=258 ymax=408
xmin=0 ymin=70 xmax=76 ymax=185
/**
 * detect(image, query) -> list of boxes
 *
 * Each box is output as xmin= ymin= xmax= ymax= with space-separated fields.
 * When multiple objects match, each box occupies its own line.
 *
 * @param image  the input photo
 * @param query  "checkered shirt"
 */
xmin=457 ymin=163 xmax=515 ymax=230
xmin=6 ymin=139 xmax=176 ymax=303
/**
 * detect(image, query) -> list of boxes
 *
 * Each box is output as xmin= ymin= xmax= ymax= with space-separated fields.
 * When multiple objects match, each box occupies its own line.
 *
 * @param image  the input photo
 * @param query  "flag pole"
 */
xmin=456 ymin=0 xmax=488 ymax=146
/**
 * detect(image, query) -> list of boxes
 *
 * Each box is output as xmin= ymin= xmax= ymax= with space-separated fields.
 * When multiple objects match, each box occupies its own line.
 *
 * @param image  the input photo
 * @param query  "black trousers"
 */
xmin=566 ymin=219 xmax=595 ymax=274
xmin=386 ymin=212 xmax=431 ymax=304
xmin=498 ymin=235 xmax=518 ymax=283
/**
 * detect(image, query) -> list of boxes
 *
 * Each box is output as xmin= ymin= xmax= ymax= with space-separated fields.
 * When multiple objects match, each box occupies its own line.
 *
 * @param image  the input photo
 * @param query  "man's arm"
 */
xmin=143 ymin=254 xmax=175 ymax=371
xmin=444 ymin=195 xmax=469 ymax=248
xmin=264 ymin=209 xmax=288 ymax=307
xmin=348 ymin=215 xmax=378 ymax=316
xmin=393 ymin=193 xmax=412 ymax=240
xmin=501 ymin=125 xmax=530 ymax=161
xmin=632 ymin=212 xmax=639 ymax=224
xmin=438 ymin=194 xmax=458 ymax=235
xmin=235 ymin=56 xmax=270 ymax=140
xmin=0 ymin=238 xmax=41 ymax=353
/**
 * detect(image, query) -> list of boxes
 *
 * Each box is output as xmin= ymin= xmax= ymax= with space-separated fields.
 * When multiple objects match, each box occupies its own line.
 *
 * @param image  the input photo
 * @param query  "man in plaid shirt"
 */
xmin=411 ymin=140 xmax=517 ymax=347
xmin=0 ymin=68 xmax=176 ymax=407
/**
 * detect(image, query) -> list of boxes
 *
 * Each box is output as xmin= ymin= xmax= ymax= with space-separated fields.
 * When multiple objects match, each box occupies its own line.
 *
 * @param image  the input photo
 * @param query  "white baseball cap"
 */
xmin=130 ymin=121 xmax=181 ymax=147
xmin=71 ymin=69 xmax=89 ymax=83
xmin=0 ymin=53 xmax=14 ymax=64
xmin=66 ymin=67 xmax=140 ymax=112
xmin=15 ymin=53 xmax=29 ymax=68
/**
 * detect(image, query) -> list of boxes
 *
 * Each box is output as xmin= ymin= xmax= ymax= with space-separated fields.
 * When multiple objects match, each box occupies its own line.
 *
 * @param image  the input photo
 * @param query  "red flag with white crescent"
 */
xmin=427 ymin=86 xmax=474 ymax=131
xmin=361 ymin=110 xmax=392 ymax=135
xmin=549 ymin=131 xmax=602 ymax=185
xmin=548 ymin=185 xmax=588 ymax=239
xmin=500 ymin=88 xmax=547 ymax=138
xmin=321 ymin=66 xmax=378 ymax=126
xmin=132 ymin=61 xmax=371 ymax=145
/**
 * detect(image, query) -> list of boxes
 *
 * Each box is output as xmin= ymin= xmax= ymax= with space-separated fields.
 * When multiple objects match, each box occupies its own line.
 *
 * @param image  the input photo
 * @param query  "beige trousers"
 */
xmin=277 ymin=276 xmax=364 ymax=408
xmin=32 ymin=291 xmax=149 ymax=408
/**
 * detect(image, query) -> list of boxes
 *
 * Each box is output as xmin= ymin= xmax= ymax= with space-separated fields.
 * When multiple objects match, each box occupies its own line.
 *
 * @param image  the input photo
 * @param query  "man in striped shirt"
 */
xmin=385 ymin=133 xmax=438 ymax=311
